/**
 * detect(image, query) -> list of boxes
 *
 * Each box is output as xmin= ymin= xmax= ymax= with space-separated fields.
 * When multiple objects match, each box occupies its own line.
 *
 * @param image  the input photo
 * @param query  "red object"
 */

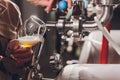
xmin=100 ymin=21 xmax=112 ymax=64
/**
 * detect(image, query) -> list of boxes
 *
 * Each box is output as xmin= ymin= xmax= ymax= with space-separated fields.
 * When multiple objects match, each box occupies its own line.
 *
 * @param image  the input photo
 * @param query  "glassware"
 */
xmin=18 ymin=15 xmax=46 ymax=80
xmin=18 ymin=15 xmax=46 ymax=48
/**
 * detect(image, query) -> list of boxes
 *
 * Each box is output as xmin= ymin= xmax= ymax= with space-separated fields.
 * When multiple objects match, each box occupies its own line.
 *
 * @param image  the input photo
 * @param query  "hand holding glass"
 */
xmin=17 ymin=15 xmax=46 ymax=80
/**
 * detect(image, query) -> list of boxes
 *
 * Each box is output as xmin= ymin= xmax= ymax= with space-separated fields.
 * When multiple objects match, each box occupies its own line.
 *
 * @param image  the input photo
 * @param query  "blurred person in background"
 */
xmin=0 ymin=0 xmax=33 ymax=80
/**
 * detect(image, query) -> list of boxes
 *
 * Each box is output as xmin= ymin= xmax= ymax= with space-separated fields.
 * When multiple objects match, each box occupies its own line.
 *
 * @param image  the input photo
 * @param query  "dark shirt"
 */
xmin=0 ymin=35 xmax=10 ymax=73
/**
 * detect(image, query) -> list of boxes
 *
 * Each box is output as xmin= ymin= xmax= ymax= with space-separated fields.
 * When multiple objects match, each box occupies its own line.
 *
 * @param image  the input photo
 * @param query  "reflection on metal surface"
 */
xmin=83 ymin=0 xmax=113 ymax=28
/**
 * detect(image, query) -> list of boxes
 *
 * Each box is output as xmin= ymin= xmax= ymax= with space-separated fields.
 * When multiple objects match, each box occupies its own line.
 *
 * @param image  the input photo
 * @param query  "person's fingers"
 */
xmin=13 ymin=48 xmax=31 ymax=54
xmin=66 ymin=0 xmax=72 ymax=9
xmin=28 ymin=0 xmax=49 ymax=6
xmin=16 ymin=56 xmax=32 ymax=67
xmin=7 ymin=39 xmax=20 ymax=50
xmin=27 ymin=0 xmax=53 ymax=12
xmin=35 ymin=0 xmax=49 ymax=6
xmin=45 ymin=0 xmax=54 ymax=13
xmin=12 ymin=49 xmax=33 ymax=59
xmin=27 ymin=0 xmax=41 ymax=4
xmin=6 ymin=39 xmax=20 ymax=57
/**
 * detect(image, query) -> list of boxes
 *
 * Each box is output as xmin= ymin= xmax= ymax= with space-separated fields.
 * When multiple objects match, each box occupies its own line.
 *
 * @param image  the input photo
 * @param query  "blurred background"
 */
xmin=11 ymin=0 xmax=120 ymax=78
xmin=12 ymin=0 xmax=120 ymax=29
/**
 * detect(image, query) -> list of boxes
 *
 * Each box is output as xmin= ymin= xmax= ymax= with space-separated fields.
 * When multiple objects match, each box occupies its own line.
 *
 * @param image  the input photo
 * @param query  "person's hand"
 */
xmin=5 ymin=39 xmax=33 ymax=67
xmin=2 ymin=39 xmax=33 ymax=75
xmin=27 ymin=0 xmax=72 ymax=13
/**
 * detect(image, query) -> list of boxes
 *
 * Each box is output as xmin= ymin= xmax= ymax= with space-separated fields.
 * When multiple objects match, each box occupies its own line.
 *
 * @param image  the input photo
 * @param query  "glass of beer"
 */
xmin=17 ymin=15 xmax=46 ymax=80
xmin=18 ymin=15 xmax=46 ymax=48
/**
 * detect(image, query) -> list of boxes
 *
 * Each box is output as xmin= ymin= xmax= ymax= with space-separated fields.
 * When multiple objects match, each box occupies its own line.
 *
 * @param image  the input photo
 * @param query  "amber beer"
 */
xmin=18 ymin=35 xmax=43 ymax=48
